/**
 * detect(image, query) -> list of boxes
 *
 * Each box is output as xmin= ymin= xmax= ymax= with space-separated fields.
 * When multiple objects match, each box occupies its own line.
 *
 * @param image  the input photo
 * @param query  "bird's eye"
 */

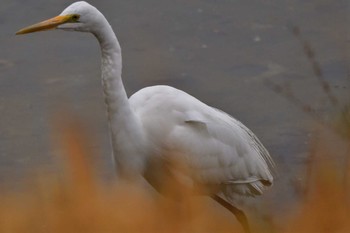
xmin=71 ymin=14 xmax=80 ymax=21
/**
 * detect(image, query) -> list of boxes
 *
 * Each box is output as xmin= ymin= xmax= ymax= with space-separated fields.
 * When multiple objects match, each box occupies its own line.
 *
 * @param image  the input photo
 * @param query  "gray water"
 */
xmin=0 ymin=0 xmax=349 ymax=225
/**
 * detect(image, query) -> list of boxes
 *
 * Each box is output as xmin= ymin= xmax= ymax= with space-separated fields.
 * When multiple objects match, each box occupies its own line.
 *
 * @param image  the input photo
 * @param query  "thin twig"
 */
xmin=291 ymin=26 xmax=339 ymax=106
xmin=264 ymin=79 xmax=333 ymax=131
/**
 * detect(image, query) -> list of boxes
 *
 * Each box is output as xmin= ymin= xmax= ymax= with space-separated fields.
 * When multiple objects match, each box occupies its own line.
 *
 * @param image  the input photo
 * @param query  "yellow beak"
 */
xmin=16 ymin=15 xmax=72 ymax=35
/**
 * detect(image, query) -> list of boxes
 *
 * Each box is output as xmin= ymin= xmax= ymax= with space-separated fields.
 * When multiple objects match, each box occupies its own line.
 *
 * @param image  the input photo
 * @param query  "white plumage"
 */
xmin=129 ymin=85 xmax=273 ymax=197
xmin=16 ymin=2 xmax=274 ymax=232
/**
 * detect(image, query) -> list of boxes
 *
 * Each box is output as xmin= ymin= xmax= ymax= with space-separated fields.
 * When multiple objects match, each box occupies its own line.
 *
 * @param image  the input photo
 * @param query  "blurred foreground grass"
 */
xmin=284 ymin=123 xmax=350 ymax=233
xmin=0 ymin=120 xmax=243 ymax=233
xmin=0 ymin=116 xmax=349 ymax=233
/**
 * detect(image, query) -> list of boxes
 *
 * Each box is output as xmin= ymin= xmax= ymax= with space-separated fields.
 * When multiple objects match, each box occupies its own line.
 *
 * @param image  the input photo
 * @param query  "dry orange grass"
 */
xmin=283 ymin=122 xmax=350 ymax=233
xmin=0 ymin=118 xmax=349 ymax=233
xmin=0 ymin=120 xmax=241 ymax=233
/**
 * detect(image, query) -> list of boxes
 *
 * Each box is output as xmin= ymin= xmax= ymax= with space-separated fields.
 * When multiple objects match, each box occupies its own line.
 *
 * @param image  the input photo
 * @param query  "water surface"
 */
xmin=0 ymin=0 xmax=349 ymax=224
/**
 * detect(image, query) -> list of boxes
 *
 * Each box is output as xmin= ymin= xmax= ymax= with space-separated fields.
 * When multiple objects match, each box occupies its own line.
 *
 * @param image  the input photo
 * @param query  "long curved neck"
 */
xmin=92 ymin=19 xmax=146 ymax=177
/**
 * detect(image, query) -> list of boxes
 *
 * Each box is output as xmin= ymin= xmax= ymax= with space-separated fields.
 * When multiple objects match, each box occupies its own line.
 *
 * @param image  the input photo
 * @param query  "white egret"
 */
xmin=17 ymin=2 xmax=274 ymax=232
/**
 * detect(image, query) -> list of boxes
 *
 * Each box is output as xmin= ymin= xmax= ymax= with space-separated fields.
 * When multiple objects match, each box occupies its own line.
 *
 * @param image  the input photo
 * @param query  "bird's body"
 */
xmin=128 ymin=85 xmax=273 ymax=197
xmin=16 ymin=2 xmax=274 ymax=231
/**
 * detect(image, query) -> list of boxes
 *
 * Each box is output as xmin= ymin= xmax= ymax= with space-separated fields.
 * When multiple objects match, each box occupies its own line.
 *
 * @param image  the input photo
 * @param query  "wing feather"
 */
xmin=130 ymin=85 xmax=274 ymax=197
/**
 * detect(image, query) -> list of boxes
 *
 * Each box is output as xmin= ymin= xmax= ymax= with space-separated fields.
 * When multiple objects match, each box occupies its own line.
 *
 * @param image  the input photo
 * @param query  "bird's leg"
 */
xmin=212 ymin=195 xmax=251 ymax=233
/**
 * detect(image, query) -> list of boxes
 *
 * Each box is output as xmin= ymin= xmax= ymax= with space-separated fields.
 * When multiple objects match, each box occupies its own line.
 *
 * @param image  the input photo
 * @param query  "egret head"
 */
xmin=16 ymin=1 xmax=104 ymax=35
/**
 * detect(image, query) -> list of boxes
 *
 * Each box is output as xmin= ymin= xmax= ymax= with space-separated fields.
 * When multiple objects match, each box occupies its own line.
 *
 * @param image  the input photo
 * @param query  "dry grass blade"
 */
xmin=284 ymin=128 xmax=350 ymax=233
xmin=0 ymin=116 xmax=247 ymax=233
xmin=0 ymin=115 xmax=349 ymax=233
xmin=291 ymin=26 xmax=339 ymax=106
